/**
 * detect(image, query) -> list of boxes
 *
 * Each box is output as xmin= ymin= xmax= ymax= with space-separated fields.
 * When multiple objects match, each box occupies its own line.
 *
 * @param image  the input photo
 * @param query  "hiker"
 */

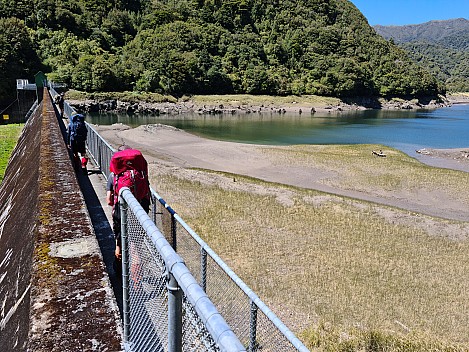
xmin=107 ymin=145 xmax=151 ymax=267
xmin=67 ymin=113 xmax=89 ymax=170
xmin=55 ymin=92 xmax=65 ymax=118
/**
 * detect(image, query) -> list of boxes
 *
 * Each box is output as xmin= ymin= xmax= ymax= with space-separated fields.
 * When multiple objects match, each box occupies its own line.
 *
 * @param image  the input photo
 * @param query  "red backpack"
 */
xmin=110 ymin=149 xmax=150 ymax=206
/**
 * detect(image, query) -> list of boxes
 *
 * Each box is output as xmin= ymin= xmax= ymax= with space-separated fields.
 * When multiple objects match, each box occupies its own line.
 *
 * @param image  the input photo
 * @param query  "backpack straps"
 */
xmin=113 ymin=170 xmax=137 ymax=205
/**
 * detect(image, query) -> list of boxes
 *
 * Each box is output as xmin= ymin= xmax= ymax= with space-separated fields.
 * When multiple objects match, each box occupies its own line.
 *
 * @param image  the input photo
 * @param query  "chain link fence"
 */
xmin=151 ymin=200 xmax=308 ymax=352
xmin=52 ymin=92 xmax=310 ymax=352
xmin=120 ymin=190 xmax=244 ymax=351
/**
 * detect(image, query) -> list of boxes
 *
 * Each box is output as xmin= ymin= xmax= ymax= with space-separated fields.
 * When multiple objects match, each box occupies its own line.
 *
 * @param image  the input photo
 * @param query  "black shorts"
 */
xmin=71 ymin=140 xmax=86 ymax=154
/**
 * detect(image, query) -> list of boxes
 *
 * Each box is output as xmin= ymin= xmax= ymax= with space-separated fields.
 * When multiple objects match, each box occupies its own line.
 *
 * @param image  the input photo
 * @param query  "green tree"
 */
xmin=71 ymin=55 xmax=94 ymax=91
xmin=1 ymin=0 xmax=444 ymax=99
xmin=0 ymin=18 xmax=41 ymax=104
xmin=91 ymin=54 xmax=118 ymax=91
xmin=101 ymin=9 xmax=136 ymax=48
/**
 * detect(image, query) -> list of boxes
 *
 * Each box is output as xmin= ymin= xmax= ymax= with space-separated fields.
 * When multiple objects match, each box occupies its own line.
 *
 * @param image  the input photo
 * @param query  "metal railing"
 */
xmin=119 ymin=188 xmax=244 ymax=351
xmin=1 ymin=97 xmax=37 ymax=125
xmin=52 ymin=93 xmax=309 ymax=352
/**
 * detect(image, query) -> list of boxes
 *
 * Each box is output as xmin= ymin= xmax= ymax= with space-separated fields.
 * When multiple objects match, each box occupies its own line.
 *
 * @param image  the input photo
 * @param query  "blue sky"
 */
xmin=349 ymin=0 xmax=469 ymax=26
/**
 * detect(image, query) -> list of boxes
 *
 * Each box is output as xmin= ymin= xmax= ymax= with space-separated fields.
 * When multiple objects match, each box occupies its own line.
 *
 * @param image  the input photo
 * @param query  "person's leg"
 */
xmin=70 ymin=141 xmax=81 ymax=170
xmin=112 ymin=203 xmax=122 ymax=261
xmin=79 ymin=143 xmax=88 ymax=169
xmin=112 ymin=203 xmax=123 ymax=275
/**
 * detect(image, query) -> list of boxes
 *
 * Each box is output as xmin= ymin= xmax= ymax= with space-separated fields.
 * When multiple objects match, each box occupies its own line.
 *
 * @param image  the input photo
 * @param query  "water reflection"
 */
xmin=87 ymin=105 xmax=469 ymax=151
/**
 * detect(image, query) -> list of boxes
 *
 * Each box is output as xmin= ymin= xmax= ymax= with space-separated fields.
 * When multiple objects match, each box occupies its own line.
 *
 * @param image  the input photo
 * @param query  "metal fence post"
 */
xmin=201 ymin=248 xmax=207 ymax=292
xmin=98 ymin=142 xmax=102 ymax=174
xmin=168 ymin=272 xmax=182 ymax=352
xmin=171 ymin=214 xmax=177 ymax=251
xmin=121 ymin=199 xmax=131 ymax=348
xmin=152 ymin=194 xmax=157 ymax=224
xmin=249 ymin=301 xmax=258 ymax=352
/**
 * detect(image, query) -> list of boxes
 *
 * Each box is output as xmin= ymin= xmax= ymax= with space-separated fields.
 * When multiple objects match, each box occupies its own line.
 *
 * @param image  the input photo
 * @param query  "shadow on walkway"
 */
xmin=76 ymin=165 xmax=123 ymax=316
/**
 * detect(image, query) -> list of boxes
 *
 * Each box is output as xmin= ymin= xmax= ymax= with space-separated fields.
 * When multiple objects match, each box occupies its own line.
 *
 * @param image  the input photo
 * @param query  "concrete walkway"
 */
xmin=0 ymin=89 xmax=123 ymax=351
xmin=75 ymin=158 xmax=123 ymax=314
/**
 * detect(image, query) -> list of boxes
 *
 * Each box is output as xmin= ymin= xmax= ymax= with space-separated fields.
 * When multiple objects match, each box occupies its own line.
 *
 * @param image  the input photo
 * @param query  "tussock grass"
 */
xmin=65 ymin=90 xmax=177 ymax=103
xmin=153 ymin=162 xmax=469 ymax=351
xmin=191 ymin=94 xmax=340 ymax=108
xmin=301 ymin=324 xmax=466 ymax=352
xmin=0 ymin=124 xmax=23 ymax=183
xmin=263 ymin=144 xmax=469 ymax=203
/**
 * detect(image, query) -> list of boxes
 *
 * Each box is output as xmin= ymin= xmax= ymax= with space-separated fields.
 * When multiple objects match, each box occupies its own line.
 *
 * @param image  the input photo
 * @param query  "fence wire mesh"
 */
xmin=83 ymin=117 xmax=309 ymax=352
xmin=125 ymin=207 xmax=168 ymax=352
xmin=255 ymin=311 xmax=299 ymax=352
xmin=124 ymin=202 xmax=231 ymax=352
xmin=182 ymin=295 xmax=218 ymax=352
xmin=175 ymin=221 xmax=203 ymax=283
xmin=149 ymin=208 xmax=305 ymax=352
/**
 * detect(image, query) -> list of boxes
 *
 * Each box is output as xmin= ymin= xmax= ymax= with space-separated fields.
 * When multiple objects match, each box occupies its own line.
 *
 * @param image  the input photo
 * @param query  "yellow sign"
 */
xmin=3 ymin=115 xmax=9 ymax=120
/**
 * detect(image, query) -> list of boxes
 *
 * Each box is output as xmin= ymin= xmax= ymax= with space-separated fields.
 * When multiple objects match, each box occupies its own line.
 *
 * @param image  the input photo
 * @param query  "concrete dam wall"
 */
xmin=0 ymin=90 xmax=122 ymax=351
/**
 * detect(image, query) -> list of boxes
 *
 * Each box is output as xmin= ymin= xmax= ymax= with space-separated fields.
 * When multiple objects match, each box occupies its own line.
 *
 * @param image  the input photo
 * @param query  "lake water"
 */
xmin=87 ymin=104 xmax=469 ymax=158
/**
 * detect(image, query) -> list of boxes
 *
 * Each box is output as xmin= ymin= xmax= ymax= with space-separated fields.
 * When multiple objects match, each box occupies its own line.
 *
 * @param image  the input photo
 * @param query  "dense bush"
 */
xmin=0 ymin=0 xmax=444 ymax=102
xmin=0 ymin=17 xmax=42 ymax=104
xmin=375 ymin=19 xmax=469 ymax=92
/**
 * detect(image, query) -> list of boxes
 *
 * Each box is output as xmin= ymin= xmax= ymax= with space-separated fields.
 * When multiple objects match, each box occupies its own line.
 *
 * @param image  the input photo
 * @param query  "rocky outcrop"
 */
xmin=68 ymin=99 xmax=193 ymax=115
xmin=67 ymin=95 xmax=449 ymax=117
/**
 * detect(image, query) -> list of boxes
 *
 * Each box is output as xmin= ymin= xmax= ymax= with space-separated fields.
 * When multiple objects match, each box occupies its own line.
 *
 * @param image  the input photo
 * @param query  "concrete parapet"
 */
xmin=0 ymin=89 xmax=122 ymax=351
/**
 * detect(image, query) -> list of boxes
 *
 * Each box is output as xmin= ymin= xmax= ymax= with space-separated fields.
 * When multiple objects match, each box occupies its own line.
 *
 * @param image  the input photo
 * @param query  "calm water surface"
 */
xmin=88 ymin=105 xmax=469 ymax=157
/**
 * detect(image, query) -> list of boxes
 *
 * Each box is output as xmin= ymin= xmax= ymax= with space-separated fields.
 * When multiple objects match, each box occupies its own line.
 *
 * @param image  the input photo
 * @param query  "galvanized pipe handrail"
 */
xmin=120 ymin=187 xmax=246 ymax=352
xmin=52 ymin=91 xmax=310 ymax=350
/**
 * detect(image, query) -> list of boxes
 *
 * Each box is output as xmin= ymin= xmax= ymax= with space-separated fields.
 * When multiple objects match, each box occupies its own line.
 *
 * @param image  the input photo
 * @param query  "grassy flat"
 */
xmin=0 ymin=124 xmax=24 ymax=183
xmin=96 ymin=123 xmax=469 ymax=350
xmin=151 ymin=150 xmax=469 ymax=351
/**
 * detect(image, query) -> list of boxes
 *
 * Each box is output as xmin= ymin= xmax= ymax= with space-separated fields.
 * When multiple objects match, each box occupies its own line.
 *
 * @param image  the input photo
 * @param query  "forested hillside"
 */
xmin=0 ymin=0 xmax=443 ymax=105
xmin=375 ymin=18 xmax=469 ymax=92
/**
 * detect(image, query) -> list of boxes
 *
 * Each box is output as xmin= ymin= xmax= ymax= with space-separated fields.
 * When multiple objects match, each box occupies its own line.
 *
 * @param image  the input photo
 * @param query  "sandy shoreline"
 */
xmin=414 ymin=147 xmax=469 ymax=172
xmin=93 ymin=123 xmax=469 ymax=222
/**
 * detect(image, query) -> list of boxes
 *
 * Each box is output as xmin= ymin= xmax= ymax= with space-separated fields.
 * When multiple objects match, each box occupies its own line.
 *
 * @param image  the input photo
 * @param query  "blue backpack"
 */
xmin=70 ymin=114 xmax=87 ymax=144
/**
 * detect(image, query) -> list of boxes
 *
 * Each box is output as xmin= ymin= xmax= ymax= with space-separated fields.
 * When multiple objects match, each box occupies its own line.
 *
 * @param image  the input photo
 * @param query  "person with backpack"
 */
xmin=54 ymin=92 xmax=65 ymax=118
xmin=67 ymin=113 xmax=89 ymax=171
xmin=106 ymin=145 xmax=151 ymax=267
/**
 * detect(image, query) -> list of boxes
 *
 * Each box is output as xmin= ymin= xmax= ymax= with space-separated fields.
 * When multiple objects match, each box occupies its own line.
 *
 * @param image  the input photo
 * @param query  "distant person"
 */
xmin=67 ymin=113 xmax=89 ymax=171
xmin=107 ymin=145 xmax=151 ymax=271
xmin=54 ymin=92 xmax=65 ymax=118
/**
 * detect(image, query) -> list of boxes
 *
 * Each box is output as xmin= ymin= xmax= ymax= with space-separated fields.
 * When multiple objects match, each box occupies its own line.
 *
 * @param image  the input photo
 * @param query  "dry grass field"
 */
xmin=150 ymin=150 xmax=469 ymax=351
xmin=96 ymin=123 xmax=469 ymax=351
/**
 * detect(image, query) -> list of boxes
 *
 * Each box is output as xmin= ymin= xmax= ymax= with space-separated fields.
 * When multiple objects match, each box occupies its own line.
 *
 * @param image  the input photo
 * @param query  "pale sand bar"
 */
xmin=93 ymin=123 xmax=469 ymax=222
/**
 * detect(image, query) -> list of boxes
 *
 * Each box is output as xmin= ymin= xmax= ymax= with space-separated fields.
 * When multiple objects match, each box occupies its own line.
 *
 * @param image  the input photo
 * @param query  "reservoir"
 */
xmin=87 ymin=104 xmax=469 ymax=158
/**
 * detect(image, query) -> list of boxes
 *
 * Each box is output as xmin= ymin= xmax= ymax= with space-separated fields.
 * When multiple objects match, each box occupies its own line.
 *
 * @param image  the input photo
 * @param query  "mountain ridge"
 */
xmin=374 ymin=18 xmax=469 ymax=91
xmin=374 ymin=18 xmax=469 ymax=47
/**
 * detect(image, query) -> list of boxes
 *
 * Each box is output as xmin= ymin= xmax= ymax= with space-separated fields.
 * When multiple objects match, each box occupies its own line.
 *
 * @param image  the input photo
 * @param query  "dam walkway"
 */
xmin=0 ymin=87 xmax=122 ymax=351
xmin=0 ymin=86 xmax=309 ymax=352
